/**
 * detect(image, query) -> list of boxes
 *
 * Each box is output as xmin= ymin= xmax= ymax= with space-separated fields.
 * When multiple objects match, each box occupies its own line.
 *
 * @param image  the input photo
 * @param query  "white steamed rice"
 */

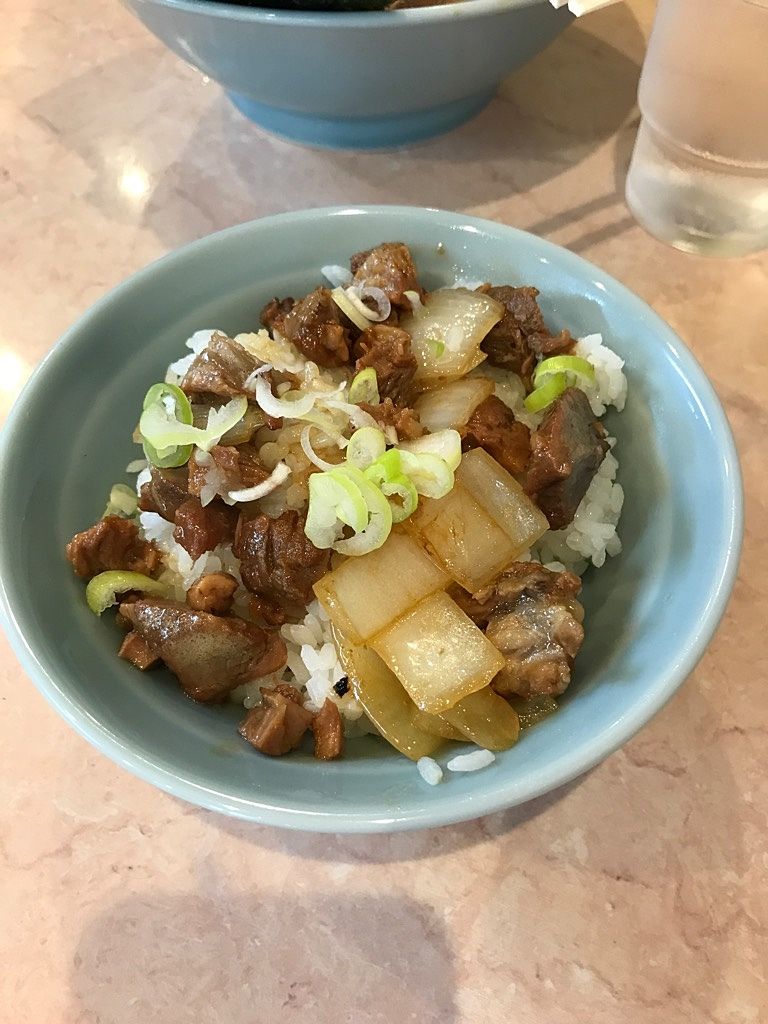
xmin=132 ymin=322 xmax=628 ymax=734
xmin=446 ymin=748 xmax=496 ymax=773
xmin=417 ymin=756 xmax=444 ymax=786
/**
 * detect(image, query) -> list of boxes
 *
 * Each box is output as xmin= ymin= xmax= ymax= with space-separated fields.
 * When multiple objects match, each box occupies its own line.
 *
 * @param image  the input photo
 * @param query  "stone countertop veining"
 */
xmin=1 ymin=0 xmax=766 ymax=1021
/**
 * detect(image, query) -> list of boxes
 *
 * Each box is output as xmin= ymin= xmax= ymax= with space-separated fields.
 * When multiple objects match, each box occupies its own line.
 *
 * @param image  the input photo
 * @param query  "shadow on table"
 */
xmin=67 ymin=680 xmax=749 ymax=1022
xmin=523 ymin=113 xmax=640 ymax=254
xmin=69 ymin=889 xmax=458 ymax=1023
xmin=142 ymin=3 xmax=645 ymax=249
xmin=23 ymin=4 xmax=644 ymax=250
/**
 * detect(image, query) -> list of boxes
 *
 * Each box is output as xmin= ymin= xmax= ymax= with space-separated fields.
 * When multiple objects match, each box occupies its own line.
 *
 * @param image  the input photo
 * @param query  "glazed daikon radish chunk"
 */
xmin=372 ymin=591 xmax=505 ymax=714
xmin=313 ymin=531 xmax=448 ymax=644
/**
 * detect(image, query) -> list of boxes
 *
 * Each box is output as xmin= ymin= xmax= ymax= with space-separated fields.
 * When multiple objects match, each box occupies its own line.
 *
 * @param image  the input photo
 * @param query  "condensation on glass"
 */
xmin=626 ymin=0 xmax=768 ymax=257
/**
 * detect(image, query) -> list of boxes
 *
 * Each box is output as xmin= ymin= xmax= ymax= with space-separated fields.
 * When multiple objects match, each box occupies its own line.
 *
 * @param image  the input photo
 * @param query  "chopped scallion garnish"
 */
xmin=85 ymin=571 xmax=168 ymax=616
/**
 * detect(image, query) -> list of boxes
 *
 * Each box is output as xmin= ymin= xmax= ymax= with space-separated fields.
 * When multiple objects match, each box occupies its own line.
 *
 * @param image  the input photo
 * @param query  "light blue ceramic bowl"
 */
xmin=0 ymin=207 xmax=742 ymax=832
xmin=120 ymin=0 xmax=571 ymax=148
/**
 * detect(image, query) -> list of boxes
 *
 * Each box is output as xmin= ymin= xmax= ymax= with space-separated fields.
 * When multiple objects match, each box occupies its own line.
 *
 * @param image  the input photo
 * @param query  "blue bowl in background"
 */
xmin=0 ymin=207 xmax=743 ymax=832
xmin=120 ymin=0 xmax=571 ymax=148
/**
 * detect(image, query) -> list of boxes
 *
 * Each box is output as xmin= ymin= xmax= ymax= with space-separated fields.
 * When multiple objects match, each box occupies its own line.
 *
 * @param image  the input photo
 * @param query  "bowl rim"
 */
xmin=0 ymin=206 xmax=744 ymax=832
xmin=124 ymin=0 xmax=551 ymax=28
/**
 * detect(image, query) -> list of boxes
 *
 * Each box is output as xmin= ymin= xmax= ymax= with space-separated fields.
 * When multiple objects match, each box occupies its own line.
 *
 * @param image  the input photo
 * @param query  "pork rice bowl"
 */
xmin=65 ymin=241 xmax=627 ymax=784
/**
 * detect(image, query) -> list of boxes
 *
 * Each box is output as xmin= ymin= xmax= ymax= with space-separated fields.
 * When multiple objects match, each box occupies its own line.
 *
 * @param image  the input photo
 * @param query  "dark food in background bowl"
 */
xmin=206 ymin=0 xmax=458 ymax=9
xmin=65 ymin=241 xmax=628 ymax=775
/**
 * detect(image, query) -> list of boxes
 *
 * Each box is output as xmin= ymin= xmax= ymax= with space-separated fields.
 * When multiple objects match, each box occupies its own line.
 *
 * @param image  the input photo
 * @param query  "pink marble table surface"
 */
xmin=1 ymin=0 xmax=767 ymax=1020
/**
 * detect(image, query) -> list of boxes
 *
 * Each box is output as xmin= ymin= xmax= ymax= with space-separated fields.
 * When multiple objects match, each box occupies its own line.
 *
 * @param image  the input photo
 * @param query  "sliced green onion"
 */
xmin=348 ymin=367 xmax=380 ymax=406
xmin=85 ymin=571 xmax=168 ymax=616
xmin=364 ymin=452 xmax=419 ymax=523
xmin=103 ymin=483 xmax=138 ymax=519
xmin=533 ymin=355 xmax=595 ymax=389
xmin=141 ymin=383 xmax=194 ymax=468
xmin=346 ymin=427 xmax=387 ymax=470
xmin=305 ymin=463 xmax=393 ymax=556
xmin=524 ymin=373 xmax=568 ymax=413
xmin=364 ymin=448 xmax=403 ymax=484
xmin=331 ymin=466 xmax=393 ymax=557
xmin=379 ymin=473 xmax=419 ymax=524
xmin=140 ymin=388 xmax=248 ymax=462
xmin=330 ymin=286 xmax=372 ymax=332
xmin=305 ymin=468 xmax=368 ymax=540
xmin=144 ymin=442 xmax=193 ymax=470
xmin=143 ymin=382 xmax=193 ymax=419
xmin=195 ymin=396 xmax=250 ymax=450
xmin=303 ymin=428 xmax=460 ymax=556
xmin=398 ymin=429 xmax=462 ymax=472
xmin=427 ymin=338 xmax=446 ymax=358
xmin=305 ymin=482 xmax=342 ymax=550
xmin=398 ymin=450 xmax=454 ymax=500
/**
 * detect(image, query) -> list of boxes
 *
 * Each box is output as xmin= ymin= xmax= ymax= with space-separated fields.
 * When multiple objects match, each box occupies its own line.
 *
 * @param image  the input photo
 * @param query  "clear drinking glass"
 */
xmin=625 ymin=0 xmax=768 ymax=257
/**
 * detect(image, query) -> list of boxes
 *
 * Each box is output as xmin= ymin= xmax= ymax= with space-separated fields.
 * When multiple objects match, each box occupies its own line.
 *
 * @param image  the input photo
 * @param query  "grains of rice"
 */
xmin=283 ymin=624 xmax=319 ymax=647
xmin=234 ymin=330 xmax=307 ymax=373
xmin=286 ymin=482 xmax=309 ymax=509
xmin=417 ymin=757 xmax=444 ymax=786
xmin=446 ymin=748 xmax=496 ymax=772
xmin=451 ymin=276 xmax=485 ymax=291
xmin=259 ymin=442 xmax=284 ymax=470
xmin=575 ymin=334 xmax=627 ymax=416
xmin=193 ymin=449 xmax=229 ymax=507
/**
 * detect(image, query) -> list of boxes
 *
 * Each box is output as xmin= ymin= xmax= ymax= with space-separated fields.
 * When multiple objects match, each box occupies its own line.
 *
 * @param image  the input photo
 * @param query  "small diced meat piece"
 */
xmin=277 ymin=287 xmax=350 ymax=367
xmin=457 ymin=562 xmax=585 ymax=699
xmin=66 ymin=516 xmax=162 ymax=581
xmin=270 ymin=682 xmax=304 ymax=705
xmin=260 ymin=296 xmax=295 ymax=336
xmin=138 ymin=466 xmax=190 ymax=522
xmin=233 ymin=510 xmax=332 ymax=613
xmin=479 ymin=286 xmax=573 ymax=387
xmin=488 ymin=604 xmax=583 ymax=699
xmin=114 ymin=593 xmax=142 ymax=632
xmin=253 ymin=632 xmax=290 ymax=679
xmin=456 ymin=562 xmax=583 ymax=627
xmin=461 ymin=396 xmax=531 ymax=478
xmin=238 ymin=690 xmax=313 ymax=756
xmin=312 ymin=699 xmax=344 ymax=760
xmin=358 ymin=398 xmax=424 ymax=441
xmin=187 ymin=444 xmax=269 ymax=501
xmin=532 ymin=331 xmax=575 ymax=358
xmin=118 ymin=631 xmax=159 ymax=670
xmin=121 ymin=598 xmax=287 ymax=702
xmin=227 ymin=445 xmax=270 ymax=491
xmin=353 ymin=324 xmax=418 ymax=405
xmin=249 ymin=594 xmax=288 ymax=628
xmin=181 ymin=332 xmax=264 ymax=398
xmin=525 ymin=388 xmax=609 ymax=530
xmin=186 ymin=572 xmax=239 ymax=614
xmin=350 ymin=242 xmax=421 ymax=309
xmin=173 ymin=498 xmax=238 ymax=560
